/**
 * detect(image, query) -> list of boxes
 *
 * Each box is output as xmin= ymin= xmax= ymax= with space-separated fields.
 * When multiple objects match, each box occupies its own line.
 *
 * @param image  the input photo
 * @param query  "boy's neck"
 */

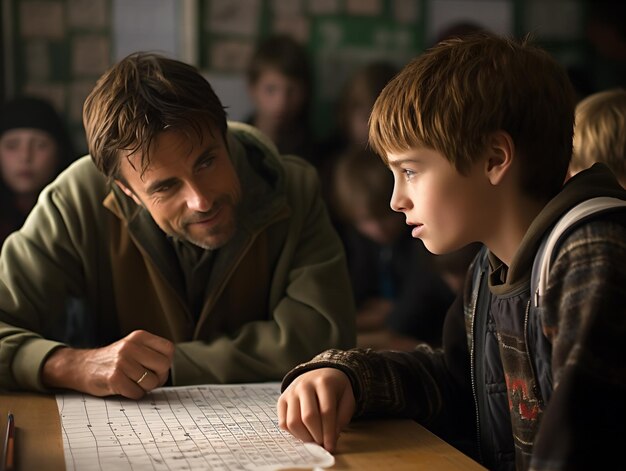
xmin=485 ymin=196 xmax=547 ymax=267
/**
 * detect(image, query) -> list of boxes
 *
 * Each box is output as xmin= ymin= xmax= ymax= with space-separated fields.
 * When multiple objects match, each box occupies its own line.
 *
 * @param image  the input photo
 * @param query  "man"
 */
xmin=0 ymin=52 xmax=355 ymax=399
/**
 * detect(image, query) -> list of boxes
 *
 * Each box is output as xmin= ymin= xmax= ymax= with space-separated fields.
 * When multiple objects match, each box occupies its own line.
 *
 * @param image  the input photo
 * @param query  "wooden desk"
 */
xmin=1 ymin=393 xmax=485 ymax=470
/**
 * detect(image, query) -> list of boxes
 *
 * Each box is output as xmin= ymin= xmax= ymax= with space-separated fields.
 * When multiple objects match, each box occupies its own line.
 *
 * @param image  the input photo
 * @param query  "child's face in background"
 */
xmin=0 ymin=128 xmax=59 ymax=196
xmin=352 ymin=210 xmax=405 ymax=246
xmin=347 ymin=103 xmax=371 ymax=149
xmin=249 ymin=68 xmax=308 ymax=129
xmin=387 ymin=147 xmax=490 ymax=255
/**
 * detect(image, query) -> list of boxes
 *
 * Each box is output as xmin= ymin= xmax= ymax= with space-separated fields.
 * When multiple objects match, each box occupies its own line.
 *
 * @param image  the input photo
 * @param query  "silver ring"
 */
xmin=136 ymin=370 xmax=149 ymax=384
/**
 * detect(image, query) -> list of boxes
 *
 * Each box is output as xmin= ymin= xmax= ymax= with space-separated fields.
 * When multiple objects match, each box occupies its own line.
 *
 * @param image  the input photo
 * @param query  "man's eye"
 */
xmin=154 ymin=184 xmax=172 ymax=193
xmin=198 ymin=157 xmax=215 ymax=169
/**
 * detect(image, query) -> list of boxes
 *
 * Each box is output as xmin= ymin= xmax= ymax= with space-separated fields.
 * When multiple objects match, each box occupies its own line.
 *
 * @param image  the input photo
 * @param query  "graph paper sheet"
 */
xmin=56 ymin=382 xmax=334 ymax=471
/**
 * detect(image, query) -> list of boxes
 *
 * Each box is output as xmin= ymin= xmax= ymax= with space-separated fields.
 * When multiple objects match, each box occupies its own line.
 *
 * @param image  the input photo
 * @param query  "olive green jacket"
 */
xmin=0 ymin=122 xmax=355 ymax=391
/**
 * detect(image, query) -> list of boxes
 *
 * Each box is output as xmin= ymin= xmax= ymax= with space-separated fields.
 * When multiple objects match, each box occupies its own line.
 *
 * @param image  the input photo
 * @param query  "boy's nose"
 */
xmin=390 ymin=187 xmax=408 ymax=213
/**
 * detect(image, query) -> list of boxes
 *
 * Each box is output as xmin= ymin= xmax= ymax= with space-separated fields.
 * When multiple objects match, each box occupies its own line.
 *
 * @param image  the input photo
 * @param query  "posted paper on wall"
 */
xmin=56 ymin=383 xmax=334 ymax=470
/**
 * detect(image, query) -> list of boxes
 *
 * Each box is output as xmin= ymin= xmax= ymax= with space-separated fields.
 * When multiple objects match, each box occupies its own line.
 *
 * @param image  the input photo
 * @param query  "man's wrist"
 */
xmin=41 ymin=346 xmax=80 ymax=390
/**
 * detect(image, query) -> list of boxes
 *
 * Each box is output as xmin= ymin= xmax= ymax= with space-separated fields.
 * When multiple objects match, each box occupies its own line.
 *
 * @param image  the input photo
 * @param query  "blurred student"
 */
xmin=333 ymin=148 xmax=455 ymax=350
xmin=321 ymin=61 xmax=399 ymax=233
xmin=569 ymin=88 xmax=626 ymax=187
xmin=0 ymin=96 xmax=76 ymax=246
xmin=246 ymin=34 xmax=316 ymax=164
xmin=324 ymin=61 xmax=399 ymax=159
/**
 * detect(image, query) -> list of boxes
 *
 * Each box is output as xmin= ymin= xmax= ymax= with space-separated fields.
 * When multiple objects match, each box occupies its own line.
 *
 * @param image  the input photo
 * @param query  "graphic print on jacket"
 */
xmin=490 ymin=290 xmax=545 ymax=470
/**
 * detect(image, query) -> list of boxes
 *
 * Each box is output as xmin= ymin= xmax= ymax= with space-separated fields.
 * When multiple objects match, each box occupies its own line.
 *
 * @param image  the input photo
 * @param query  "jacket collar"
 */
xmin=490 ymin=163 xmax=626 ymax=289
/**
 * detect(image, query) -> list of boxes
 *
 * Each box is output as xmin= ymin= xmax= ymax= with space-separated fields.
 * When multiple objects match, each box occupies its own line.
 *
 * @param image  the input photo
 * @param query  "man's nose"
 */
xmin=185 ymin=182 xmax=211 ymax=212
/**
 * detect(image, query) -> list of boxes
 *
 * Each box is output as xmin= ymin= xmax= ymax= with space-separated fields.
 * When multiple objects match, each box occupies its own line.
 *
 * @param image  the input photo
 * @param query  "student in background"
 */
xmin=0 ymin=96 xmax=76 ymax=246
xmin=320 ymin=61 xmax=399 ymax=235
xmin=569 ymin=88 xmax=626 ymax=187
xmin=0 ymin=52 xmax=355 ymax=398
xmin=323 ymin=61 xmax=399 ymax=160
xmin=246 ymin=34 xmax=316 ymax=164
xmin=333 ymin=148 xmax=455 ymax=350
xmin=278 ymin=33 xmax=626 ymax=471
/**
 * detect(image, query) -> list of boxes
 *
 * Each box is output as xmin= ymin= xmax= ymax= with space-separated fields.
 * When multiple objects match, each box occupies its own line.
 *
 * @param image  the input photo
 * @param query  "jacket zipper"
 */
xmin=523 ymin=299 xmax=543 ymax=406
xmin=470 ymin=269 xmax=484 ymax=465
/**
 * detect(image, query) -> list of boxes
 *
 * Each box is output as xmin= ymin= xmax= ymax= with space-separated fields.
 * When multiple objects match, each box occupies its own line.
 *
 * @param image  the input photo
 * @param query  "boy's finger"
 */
xmin=336 ymin=387 xmax=355 ymax=434
xmin=299 ymin=388 xmax=324 ymax=445
xmin=286 ymin=397 xmax=316 ymax=444
xmin=316 ymin=386 xmax=338 ymax=452
xmin=277 ymin=397 xmax=288 ymax=430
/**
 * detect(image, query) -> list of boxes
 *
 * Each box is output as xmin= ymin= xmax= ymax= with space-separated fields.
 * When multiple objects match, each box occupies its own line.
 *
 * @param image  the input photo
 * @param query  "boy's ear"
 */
xmin=114 ymin=179 xmax=142 ymax=206
xmin=484 ymin=131 xmax=514 ymax=185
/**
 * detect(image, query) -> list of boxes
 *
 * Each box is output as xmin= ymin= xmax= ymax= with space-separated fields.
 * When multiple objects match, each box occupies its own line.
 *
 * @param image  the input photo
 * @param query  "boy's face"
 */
xmin=0 ymin=128 xmax=59 ymax=196
xmin=116 ymin=125 xmax=241 ymax=250
xmin=387 ymin=147 xmax=490 ymax=254
xmin=249 ymin=68 xmax=307 ymax=128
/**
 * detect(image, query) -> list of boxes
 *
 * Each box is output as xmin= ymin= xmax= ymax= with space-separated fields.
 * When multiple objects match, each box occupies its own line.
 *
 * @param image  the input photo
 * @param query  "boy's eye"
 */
xmin=402 ymin=169 xmax=416 ymax=181
xmin=2 ymin=139 xmax=20 ymax=151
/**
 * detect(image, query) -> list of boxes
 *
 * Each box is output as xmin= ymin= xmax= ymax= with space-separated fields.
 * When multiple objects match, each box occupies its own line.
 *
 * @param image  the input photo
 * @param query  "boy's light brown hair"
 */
xmin=83 ymin=52 xmax=227 ymax=179
xmin=571 ymin=88 xmax=626 ymax=182
xmin=369 ymin=33 xmax=576 ymax=200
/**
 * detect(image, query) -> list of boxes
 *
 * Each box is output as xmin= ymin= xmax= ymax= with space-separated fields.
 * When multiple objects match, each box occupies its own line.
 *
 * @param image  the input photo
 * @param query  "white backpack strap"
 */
xmin=533 ymin=196 xmax=626 ymax=308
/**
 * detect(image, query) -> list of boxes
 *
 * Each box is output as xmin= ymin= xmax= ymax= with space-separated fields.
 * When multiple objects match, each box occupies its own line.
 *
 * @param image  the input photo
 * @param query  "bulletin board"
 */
xmin=197 ymin=0 xmax=588 ymax=139
xmin=198 ymin=0 xmax=426 ymax=138
xmin=3 ymin=0 xmax=589 ymax=151
xmin=4 ymin=0 xmax=112 ymax=155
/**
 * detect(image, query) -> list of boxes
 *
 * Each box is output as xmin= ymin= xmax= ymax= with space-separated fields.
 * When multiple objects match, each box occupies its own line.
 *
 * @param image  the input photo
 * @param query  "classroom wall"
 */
xmin=1 ymin=0 xmax=613 ymax=156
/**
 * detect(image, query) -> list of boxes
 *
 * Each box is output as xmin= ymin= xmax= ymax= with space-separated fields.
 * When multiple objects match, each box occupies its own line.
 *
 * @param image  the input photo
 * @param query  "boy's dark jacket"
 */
xmin=282 ymin=163 xmax=626 ymax=471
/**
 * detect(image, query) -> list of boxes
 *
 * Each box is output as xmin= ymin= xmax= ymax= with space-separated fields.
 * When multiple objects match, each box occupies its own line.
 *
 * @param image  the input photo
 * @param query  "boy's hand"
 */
xmin=42 ymin=330 xmax=174 ymax=399
xmin=277 ymin=368 xmax=356 ymax=453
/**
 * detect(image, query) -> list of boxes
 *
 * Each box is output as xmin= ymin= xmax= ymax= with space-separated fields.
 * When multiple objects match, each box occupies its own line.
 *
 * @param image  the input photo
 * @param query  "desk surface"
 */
xmin=1 ymin=392 xmax=485 ymax=471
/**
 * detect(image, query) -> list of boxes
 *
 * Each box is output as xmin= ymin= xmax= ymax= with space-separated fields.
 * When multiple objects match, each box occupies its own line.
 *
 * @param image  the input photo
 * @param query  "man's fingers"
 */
xmin=127 ymin=330 xmax=175 ymax=358
xmin=119 ymin=331 xmax=173 ymax=379
xmin=132 ymin=368 xmax=161 ymax=392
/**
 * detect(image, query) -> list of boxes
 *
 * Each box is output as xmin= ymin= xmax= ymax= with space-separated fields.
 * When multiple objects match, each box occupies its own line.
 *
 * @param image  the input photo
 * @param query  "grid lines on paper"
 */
xmin=57 ymin=384 xmax=328 ymax=470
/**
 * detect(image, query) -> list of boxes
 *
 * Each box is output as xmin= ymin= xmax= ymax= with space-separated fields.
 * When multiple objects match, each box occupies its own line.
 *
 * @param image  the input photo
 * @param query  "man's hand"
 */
xmin=42 ymin=330 xmax=174 ymax=399
xmin=277 ymin=368 xmax=356 ymax=453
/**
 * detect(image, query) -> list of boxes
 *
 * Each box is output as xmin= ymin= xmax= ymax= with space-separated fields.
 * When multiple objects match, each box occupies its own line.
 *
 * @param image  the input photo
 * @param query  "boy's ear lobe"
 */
xmin=114 ymin=179 xmax=142 ymax=206
xmin=485 ymin=131 xmax=514 ymax=185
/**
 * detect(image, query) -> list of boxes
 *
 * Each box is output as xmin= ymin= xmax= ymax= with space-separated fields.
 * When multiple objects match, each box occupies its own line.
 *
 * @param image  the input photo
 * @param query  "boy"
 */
xmin=277 ymin=34 xmax=626 ymax=471
xmin=0 ymin=52 xmax=355 ymax=398
xmin=332 ymin=147 xmax=456 ymax=350
xmin=569 ymin=88 xmax=626 ymax=187
xmin=246 ymin=34 xmax=315 ymax=164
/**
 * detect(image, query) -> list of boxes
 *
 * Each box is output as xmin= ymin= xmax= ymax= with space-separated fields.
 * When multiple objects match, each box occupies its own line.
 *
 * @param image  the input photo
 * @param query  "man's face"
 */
xmin=116 ymin=126 xmax=241 ymax=250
